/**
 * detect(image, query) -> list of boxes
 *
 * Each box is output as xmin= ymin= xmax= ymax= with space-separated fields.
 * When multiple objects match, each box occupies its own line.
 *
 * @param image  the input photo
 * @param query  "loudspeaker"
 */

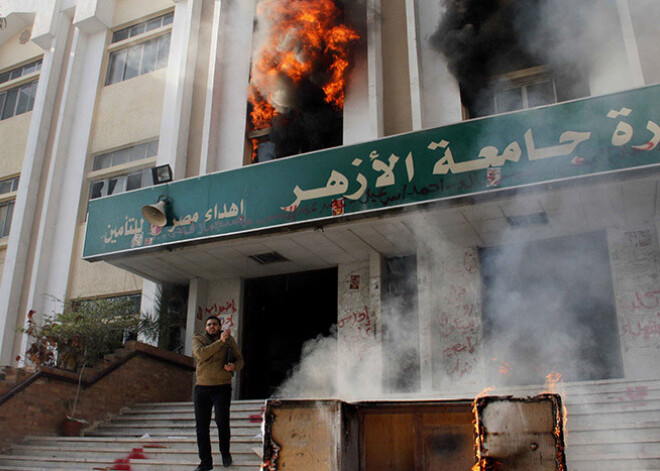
xmin=141 ymin=200 xmax=168 ymax=227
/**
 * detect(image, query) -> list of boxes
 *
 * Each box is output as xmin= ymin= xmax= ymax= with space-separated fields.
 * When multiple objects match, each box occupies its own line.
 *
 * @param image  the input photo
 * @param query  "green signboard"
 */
xmin=84 ymin=84 xmax=660 ymax=260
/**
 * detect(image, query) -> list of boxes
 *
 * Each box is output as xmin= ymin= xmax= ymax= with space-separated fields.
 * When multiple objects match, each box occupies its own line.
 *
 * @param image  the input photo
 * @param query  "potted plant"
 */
xmin=19 ymin=296 xmax=142 ymax=435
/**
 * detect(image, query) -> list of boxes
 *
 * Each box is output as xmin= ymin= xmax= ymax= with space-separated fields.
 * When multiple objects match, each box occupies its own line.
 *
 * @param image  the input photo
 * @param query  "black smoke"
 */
xmin=269 ymin=80 xmax=344 ymax=159
xmin=430 ymin=0 xmax=593 ymax=117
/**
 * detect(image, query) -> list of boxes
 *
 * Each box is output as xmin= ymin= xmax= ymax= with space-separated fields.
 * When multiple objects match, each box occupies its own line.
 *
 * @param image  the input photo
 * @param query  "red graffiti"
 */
xmin=350 ymin=275 xmax=360 ymax=290
xmin=617 ymin=386 xmax=648 ymax=409
xmin=338 ymin=306 xmax=372 ymax=340
xmin=442 ymin=336 xmax=475 ymax=357
xmin=631 ymin=289 xmax=660 ymax=310
xmin=621 ymin=312 xmax=660 ymax=340
xmin=197 ymin=300 xmax=237 ymax=330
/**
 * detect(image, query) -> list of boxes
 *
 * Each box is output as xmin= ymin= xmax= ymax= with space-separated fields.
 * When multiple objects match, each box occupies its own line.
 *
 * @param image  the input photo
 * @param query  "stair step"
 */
xmin=88 ymin=427 xmax=259 ymax=437
xmin=0 ymin=454 xmax=261 ymax=470
xmin=7 ymin=445 xmax=262 ymax=461
xmin=21 ymin=436 xmax=262 ymax=450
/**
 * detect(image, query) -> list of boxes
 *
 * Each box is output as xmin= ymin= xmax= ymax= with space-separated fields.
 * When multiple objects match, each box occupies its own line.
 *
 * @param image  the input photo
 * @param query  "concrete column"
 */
xmin=608 ymin=225 xmax=660 ymax=380
xmin=342 ymin=0 xmax=372 ymax=145
xmin=201 ymin=0 xmax=256 ymax=173
xmin=616 ymin=0 xmax=645 ymax=87
xmin=404 ymin=0 xmax=422 ymax=130
xmin=185 ymin=277 xmax=208 ymax=356
xmin=158 ymin=0 xmax=202 ymax=180
xmin=139 ymin=280 xmax=160 ymax=346
xmin=416 ymin=248 xmax=434 ymax=392
xmin=414 ymin=0 xmax=462 ymax=128
xmin=366 ymin=0 xmax=383 ymax=138
xmin=0 ymin=6 xmax=72 ymax=365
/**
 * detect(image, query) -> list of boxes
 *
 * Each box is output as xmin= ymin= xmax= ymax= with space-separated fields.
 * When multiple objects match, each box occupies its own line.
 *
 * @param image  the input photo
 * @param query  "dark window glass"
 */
xmin=0 ymin=93 xmax=6 ymax=118
xmin=123 ymin=46 xmax=142 ymax=81
xmin=107 ymin=178 xmax=120 ymax=195
xmin=113 ymin=149 xmax=129 ymax=166
xmin=90 ymin=181 xmax=105 ymax=199
xmin=111 ymin=12 xmax=173 ymax=44
xmin=26 ymin=81 xmax=37 ymax=112
xmin=0 ymin=201 xmax=14 ymax=237
xmin=0 ymin=177 xmax=20 ymax=194
xmin=129 ymin=144 xmax=146 ymax=162
xmin=0 ymin=72 xmax=9 ymax=84
xmin=495 ymin=87 xmax=524 ymax=113
xmin=106 ymin=49 xmax=127 ymax=85
xmin=126 ymin=171 xmax=142 ymax=191
xmin=146 ymin=17 xmax=163 ymax=32
xmin=9 ymin=69 xmax=21 ymax=80
xmin=128 ymin=22 xmax=146 ymax=38
xmin=2 ymin=88 xmax=18 ymax=120
xmin=155 ymin=33 xmax=171 ymax=70
xmin=146 ymin=140 xmax=158 ymax=157
xmin=15 ymin=83 xmax=31 ymax=115
xmin=140 ymin=38 xmax=159 ymax=75
xmin=527 ymin=80 xmax=556 ymax=108
xmin=112 ymin=28 xmax=129 ymax=43
xmin=23 ymin=62 xmax=38 ymax=75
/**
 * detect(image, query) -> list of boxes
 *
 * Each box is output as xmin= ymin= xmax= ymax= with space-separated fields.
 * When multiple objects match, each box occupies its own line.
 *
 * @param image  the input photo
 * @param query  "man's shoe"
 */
xmin=194 ymin=465 xmax=212 ymax=471
xmin=222 ymin=452 xmax=233 ymax=467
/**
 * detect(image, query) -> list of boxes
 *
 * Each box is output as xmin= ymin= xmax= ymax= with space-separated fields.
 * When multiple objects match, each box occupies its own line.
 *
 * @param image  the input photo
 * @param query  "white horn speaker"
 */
xmin=141 ymin=200 xmax=168 ymax=227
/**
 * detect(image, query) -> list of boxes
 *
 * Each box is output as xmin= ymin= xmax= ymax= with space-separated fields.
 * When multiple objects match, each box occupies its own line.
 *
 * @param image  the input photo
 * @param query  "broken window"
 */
xmin=246 ymin=0 xmax=359 ymax=162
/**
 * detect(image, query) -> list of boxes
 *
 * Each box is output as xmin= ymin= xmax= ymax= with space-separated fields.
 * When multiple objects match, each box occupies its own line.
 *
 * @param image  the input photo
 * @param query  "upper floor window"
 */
xmin=0 ymin=60 xmax=42 ymax=121
xmin=0 ymin=175 xmax=19 ymax=237
xmin=88 ymin=141 xmax=158 ymax=201
xmin=111 ymin=13 xmax=173 ymax=43
xmin=488 ymin=67 xmax=558 ymax=115
xmin=90 ymin=167 xmax=154 ymax=200
xmin=93 ymin=140 xmax=158 ymax=171
xmin=0 ymin=60 xmax=41 ymax=85
xmin=0 ymin=80 xmax=38 ymax=120
xmin=0 ymin=175 xmax=19 ymax=195
xmin=105 ymin=12 xmax=173 ymax=86
xmin=0 ymin=200 xmax=14 ymax=238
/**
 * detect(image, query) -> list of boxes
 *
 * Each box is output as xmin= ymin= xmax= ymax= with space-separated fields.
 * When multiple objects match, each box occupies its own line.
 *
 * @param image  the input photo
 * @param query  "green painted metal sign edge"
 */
xmin=83 ymin=84 xmax=660 ymax=260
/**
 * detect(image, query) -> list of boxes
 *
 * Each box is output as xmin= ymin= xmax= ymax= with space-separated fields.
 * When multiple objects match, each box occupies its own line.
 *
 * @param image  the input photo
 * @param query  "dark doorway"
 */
xmin=241 ymin=268 xmax=338 ymax=399
xmin=382 ymin=255 xmax=421 ymax=393
xmin=480 ymin=231 xmax=623 ymax=384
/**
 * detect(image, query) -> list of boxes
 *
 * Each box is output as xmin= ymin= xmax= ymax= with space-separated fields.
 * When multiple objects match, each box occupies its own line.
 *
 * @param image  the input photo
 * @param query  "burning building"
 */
xmin=0 ymin=0 xmax=659 ymax=468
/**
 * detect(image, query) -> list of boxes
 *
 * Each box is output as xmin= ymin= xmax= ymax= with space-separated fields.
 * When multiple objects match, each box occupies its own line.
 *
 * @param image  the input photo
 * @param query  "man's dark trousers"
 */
xmin=194 ymin=384 xmax=232 ymax=468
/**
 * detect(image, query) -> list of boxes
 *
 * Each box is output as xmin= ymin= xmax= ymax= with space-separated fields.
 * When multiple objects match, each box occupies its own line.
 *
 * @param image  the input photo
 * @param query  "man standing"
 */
xmin=192 ymin=315 xmax=244 ymax=470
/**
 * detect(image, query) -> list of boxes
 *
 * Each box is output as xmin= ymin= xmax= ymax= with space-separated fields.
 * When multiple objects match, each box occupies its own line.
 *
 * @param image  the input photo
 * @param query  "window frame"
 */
xmin=490 ymin=66 xmax=559 ymax=115
xmin=87 ymin=140 xmax=160 ymax=203
xmin=105 ymin=11 xmax=174 ymax=87
xmin=0 ymin=59 xmax=42 ymax=121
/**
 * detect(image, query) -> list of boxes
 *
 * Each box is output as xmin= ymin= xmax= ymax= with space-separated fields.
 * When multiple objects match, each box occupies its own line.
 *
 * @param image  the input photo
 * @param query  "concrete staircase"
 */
xmin=1 ymin=378 xmax=658 ymax=470
xmin=0 ymin=399 xmax=265 ymax=470
xmin=562 ymin=378 xmax=660 ymax=471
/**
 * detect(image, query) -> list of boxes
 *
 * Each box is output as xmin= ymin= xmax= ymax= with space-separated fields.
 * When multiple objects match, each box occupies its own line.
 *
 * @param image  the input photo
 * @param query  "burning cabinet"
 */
xmin=262 ymin=395 xmax=566 ymax=470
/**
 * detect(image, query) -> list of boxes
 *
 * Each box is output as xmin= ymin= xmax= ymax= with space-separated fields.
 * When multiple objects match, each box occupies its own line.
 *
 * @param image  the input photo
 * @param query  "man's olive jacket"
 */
xmin=192 ymin=332 xmax=244 ymax=386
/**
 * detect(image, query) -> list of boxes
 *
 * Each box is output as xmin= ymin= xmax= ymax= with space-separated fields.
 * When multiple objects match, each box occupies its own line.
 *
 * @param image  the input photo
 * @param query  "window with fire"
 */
xmin=246 ymin=0 xmax=360 ymax=163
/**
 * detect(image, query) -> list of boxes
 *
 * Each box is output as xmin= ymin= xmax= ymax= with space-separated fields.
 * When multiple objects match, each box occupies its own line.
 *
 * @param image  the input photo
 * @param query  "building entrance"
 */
xmin=240 ymin=268 xmax=338 ymax=399
xmin=480 ymin=231 xmax=623 ymax=384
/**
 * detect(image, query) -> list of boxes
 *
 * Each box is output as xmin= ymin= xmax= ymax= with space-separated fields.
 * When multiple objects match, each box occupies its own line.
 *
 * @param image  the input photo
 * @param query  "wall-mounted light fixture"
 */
xmin=141 ymin=195 xmax=171 ymax=227
xmin=151 ymin=164 xmax=173 ymax=185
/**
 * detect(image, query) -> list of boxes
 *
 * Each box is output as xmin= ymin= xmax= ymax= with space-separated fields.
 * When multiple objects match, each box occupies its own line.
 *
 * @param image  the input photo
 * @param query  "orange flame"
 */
xmin=543 ymin=371 xmax=569 ymax=456
xmin=471 ymin=387 xmax=495 ymax=471
xmin=248 ymin=0 xmax=359 ymax=133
